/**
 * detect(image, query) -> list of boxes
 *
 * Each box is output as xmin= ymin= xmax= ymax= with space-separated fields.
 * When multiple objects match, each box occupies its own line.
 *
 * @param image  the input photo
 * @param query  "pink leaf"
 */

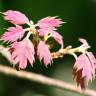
xmin=4 ymin=10 xmax=29 ymax=25
xmin=38 ymin=16 xmax=63 ymax=29
xmin=79 ymin=38 xmax=90 ymax=49
xmin=38 ymin=28 xmax=48 ymax=36
xmin=51 ymin=31 xmax=63 ymax=47
xmin=73 ymin=52 xmax=96 ymax=89
xmin=12 ymin=39 xmax=35 ymax=69
xmin=37 ymin=41 xmax=52 ymax=66
xmin=1 ymin=25 xmax=24 ymax=42
xmin=86 ymin=52 xmax=96 ymax=71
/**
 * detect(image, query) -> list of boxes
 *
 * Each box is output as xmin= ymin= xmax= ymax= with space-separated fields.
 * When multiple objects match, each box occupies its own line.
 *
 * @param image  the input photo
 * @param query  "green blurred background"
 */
xmin=0 ymin=0 xmax=96 ymax=96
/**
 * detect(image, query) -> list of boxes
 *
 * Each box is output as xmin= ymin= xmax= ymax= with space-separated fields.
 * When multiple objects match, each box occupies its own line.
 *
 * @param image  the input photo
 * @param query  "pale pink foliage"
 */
xmin=73 ymin=38 xmax=96 ymax=89
xmin=79 ymin=38 xmax=90 ymax=49
xmin=38 ymin=16 xmax=63 ymax=36
xmin=38 ymin=17 xmax=64 ymax=46
xmin=87 ymin=52 xmax=96 ymax=70
xmin=1 ymin=25 xmax=24 ymax=42
xmin=12 ymin=39 xmax=35 ymax=69
xmin=38 ymin=16 xmax=63 ymax=29
xmin=4 ymin=10 xmax=29 ymax=25
xmin=73 ymin=38 xmax=96 ymax=88
xmin=51 ymin=31 xmax=63 ymax=47
xmin=74 ymin=52 xmax=96 ymax=83
xmin=38 ymin=28 xmax=47 ymax=36
xmin=37 ymin=41 xmax=52 ymax=66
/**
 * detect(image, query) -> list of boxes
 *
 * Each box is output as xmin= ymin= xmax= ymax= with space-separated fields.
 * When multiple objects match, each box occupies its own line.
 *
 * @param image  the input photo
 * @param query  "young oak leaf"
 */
xmin=37 ymin=16 xmax=64 ymax=29
xmin=12 ymin=39 xmax=35 ymax=69
xmin=3 ymin=10 xmax=29 ymax=25
xmin=73 ymin=38 xmax=96 ymax=89
xmin=38 ymin=29 xmax=64 ymax=47
xmin=38 ymin=28 xmax=48 ymax=36
xmin=37 ymin=17 xmax=64 ymax=47
xmin=79 ymin=38 xmax=90 ymax=49
xmin=37 ymin=41 xmax=52 ymax=66
xmin=73 ymin=52 xmax=96 ymax=89
xmin=51 ymin=31 xmax=63 ymax=47
xmin=1 ymin=25 xmax=24 ymax=42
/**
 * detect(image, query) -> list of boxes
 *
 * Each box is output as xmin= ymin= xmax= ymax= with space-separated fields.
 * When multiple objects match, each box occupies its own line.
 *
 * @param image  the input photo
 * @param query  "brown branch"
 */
xmin=0 ymin=65 xmax=96 ymax=96
xmin=0 ymin=45 xmax=96 ymax=96
xmin=51 ymin=46 xmax=79 ymax=59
